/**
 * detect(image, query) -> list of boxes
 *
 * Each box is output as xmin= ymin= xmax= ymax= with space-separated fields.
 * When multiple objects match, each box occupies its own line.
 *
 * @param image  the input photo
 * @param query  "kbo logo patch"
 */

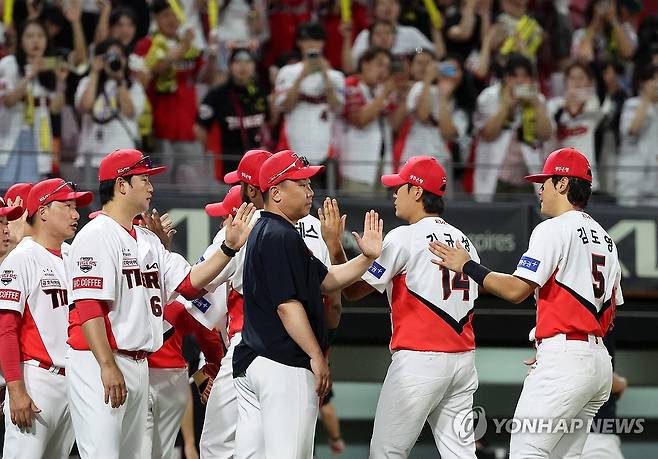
xmin=77 ymin=257 xmax=97 ymax=273
xmin=1 ymin=270 xmax=17 ymax=285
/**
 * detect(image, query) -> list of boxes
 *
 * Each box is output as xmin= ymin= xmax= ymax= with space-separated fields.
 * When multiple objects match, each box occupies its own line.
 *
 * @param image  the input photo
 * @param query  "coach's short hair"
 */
xmin=552 ymin=176 xmax=592 ymax=209
xmin=99 ymin=175 xmax=135 ymax=206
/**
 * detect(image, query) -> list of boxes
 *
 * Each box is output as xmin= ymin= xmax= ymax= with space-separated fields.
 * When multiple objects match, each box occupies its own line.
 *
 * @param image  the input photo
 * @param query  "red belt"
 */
xmin=117 ymin=349 xmax=150 ymax=361
xmin=537 ymin=332 xmax=599 ymax=346
xmin=37 ymin=361 xmax=65 ymax=376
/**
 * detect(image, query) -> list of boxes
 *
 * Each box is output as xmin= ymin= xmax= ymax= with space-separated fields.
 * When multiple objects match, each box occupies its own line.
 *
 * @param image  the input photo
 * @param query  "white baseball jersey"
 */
xmin=186 ymin=211 xmax=331 ymax=341
xmin=513 ymin=210 xmax=623 ymax=340
xmin=275 ymin=62 xmax=345 ymax=163
xmin=0 ymin=237 xmax=71 ymax=367
xmin=68 ymin=214 xmax=191 ymax=352
xmin=362 ymin=217 xmax=479 ymax=353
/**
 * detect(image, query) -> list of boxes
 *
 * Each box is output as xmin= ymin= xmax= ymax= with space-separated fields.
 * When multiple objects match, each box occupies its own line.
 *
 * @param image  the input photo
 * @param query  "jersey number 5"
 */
xmin=440 ymin=267 xmax=470 ymax=301
xmin=592 ymin=254 xmax=606 ymax=299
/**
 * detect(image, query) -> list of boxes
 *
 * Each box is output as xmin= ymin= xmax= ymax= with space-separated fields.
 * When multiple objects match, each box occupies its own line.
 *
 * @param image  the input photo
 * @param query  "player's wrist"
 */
xmin=220 ymin=241 xmax=239 ymax=257
xmin=462 ymin=260 xmax=491 ymax=286
xmin=6 ymin=380 xmax=27 ymax=394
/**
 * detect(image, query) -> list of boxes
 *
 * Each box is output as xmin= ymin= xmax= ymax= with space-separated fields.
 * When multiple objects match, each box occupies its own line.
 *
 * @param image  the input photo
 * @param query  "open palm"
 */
xmin=352 ymin=210 xmax=383 ymax=259
xmin=224 ymin=203 xmax=256 ymax=250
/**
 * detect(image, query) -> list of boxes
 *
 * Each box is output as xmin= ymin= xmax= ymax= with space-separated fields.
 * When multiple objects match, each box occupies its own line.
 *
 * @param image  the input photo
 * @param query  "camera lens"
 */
xmin=105 ymin=53 xmax=123 ymax=72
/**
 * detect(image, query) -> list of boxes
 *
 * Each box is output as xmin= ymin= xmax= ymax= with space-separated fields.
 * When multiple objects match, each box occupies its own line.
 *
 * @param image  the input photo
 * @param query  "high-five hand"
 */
xmin=224 ymin=203 xmax=256 ymax=250
xmin=352 ymin=210 xmax=383 ymax=260
xmin=428 ymin=240 xmax=471 ymax=273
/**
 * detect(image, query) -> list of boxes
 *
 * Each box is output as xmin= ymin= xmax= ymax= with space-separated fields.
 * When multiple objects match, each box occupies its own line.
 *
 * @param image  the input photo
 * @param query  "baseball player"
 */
xmin=198 ymin=150 xmax=341 ymax=459
xmin=65 ymin=148 xmax=255 ymax=459
xmin=342 ymin=156 xmax=480 ymax=458
xmin=232 ymin=149 xmax=383 ymax=458
xmin=431 ymin=147 xmax=622 ymax=459
xmin=0 ymin=178 xmax=93 ymax=458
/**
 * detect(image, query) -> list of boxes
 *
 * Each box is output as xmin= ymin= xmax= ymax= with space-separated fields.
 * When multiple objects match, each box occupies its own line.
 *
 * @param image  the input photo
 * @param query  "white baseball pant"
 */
xmin=143 ymin=367 xmax=190 ymax=459
xmin=233 ymin=356 xmax=319 ymax=459
xmin=2 ymin=363 xmax=75 ymax=459
xmin=369 ymin=350 xmax=478 ymax=459
xmin=200 ymin=333 xmax=241 ymax=459
xmin=66 ymin=349 xmax=149 ymax=459
xmin=568 ymin=433 xmax=624 ymax=459
xmin=510 ymin=334 xmax=613 ymax=459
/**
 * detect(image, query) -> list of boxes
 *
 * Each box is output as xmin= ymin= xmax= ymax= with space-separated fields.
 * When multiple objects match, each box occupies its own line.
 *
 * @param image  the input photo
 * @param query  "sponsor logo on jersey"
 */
xmin=1 ymin=270 xmax=17 ymax=285
xmin=77 ymin=257 xmax=97 ymax=273
xmin=146 ymin=262 xmax=159 ymax=270
xmin=41 ymin=278 xmax=62 ymax=289
xmin=368 ymin=261 xmax=386 ymax=279
xmin=122 ymin=257 xmax=138 ymax=268
xmin=73 ymin=276 xmax=104 ymax=290
xmin=518 ymin=256 xmax=541 ymax=272
xmin=191 ymin=297 xmax=211 ymax=313
xmin=0 ymin=289 xmax=21 ymax=302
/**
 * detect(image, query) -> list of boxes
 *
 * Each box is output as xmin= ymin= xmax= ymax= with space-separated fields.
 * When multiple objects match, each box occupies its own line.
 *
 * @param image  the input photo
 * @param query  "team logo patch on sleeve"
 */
xmin=0 ymin=289 xmax=21 ymax=302
xmin=191 ymin=297 xmax=211 ymax=313
xmin=73 ymin=276 xmax=104 ymax=290
xmin=1 ymin=270 xmax=17 ymax=285
xmin=77 ymin=257 xmax=97 ymax=273
xmin=368 ymin=261 xmax=386 ymax=279
xmin=518 ymin=256 xmax=541 ymax=272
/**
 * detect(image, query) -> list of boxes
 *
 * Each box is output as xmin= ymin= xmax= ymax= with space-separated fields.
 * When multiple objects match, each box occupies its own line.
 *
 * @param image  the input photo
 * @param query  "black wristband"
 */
xmin=220 ymin=241 xmax=238 ymax=258
xmin=462 ymin=260 xmax=491 ymax=286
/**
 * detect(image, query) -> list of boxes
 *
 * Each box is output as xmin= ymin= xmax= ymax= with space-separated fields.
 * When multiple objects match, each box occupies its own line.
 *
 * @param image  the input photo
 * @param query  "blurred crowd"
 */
xmin=0 ymin=0 xmax=658 ymax=204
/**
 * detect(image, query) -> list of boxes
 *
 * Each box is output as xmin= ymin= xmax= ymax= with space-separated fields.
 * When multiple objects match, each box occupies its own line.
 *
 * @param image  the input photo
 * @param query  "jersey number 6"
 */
xmin=150 ymin=296 xmax=162 ymax=317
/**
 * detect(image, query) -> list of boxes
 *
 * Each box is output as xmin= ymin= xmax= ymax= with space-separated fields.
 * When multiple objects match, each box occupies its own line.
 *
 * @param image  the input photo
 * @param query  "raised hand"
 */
xmin=224 ymin=202 xmax=256 ymax=250
xmin=428 ymin=240 xmax=471 ymax=273
xmin=64 ymin=0 xmax=83 ymax=24
xmin=352 ymin=210 xmax=383 ymax=260
xmin=6 ymin=196 xmax=27 ymax=246
xmin=142 ymin=209 xmax=177 ymax=250
xmin=318 ymin=198 xmax=346 ymax=247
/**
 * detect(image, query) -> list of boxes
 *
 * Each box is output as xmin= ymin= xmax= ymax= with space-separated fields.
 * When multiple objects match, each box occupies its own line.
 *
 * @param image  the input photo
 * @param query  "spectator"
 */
xmin=439 ymin=0 xmax=488 ymax=62
xmin=572 ymin=0 xmax=637 ymax=63
xmin=341 ymin=47 xmax=402 ymax=193
xmin=0 ymin=19 xmax=69 ymax=187
xmin=207 ymin=0 xmax=268 ymax=74
xmin=261 ymin=0 xmax=315 ymax=71
xmin=135 ymin=0 xmax=211 ymax=186
xmin=275 ymin=22 xmax=345 ymax=171
xmin=616 ymin=64 xmax=658 ymax=206
xmin=403 ymin=55 xmax=474 ymax=177
xmin=473 ymin=54 xmax=552 ymax=202
xmin=74 ymin=38 xmax=145 ymax=182
xmin=496 ymin=0 xmax=544 ymax=61
xmin=319 ymin=0 xmax=369 ymax=72
xmin=342 ymin=19 xmax=396 ymax=75
xmin=94 ymin=5 xmax=139 ymax=52
xmin=351 ymin=0 xmax=446 ymax=69
xmin=595 ymin=59 xmax=628 ymax=195
xmin=546 ymin=60 xmax=604 ymax=191
xmin=195 ymin=48 xmax=270 ymax=175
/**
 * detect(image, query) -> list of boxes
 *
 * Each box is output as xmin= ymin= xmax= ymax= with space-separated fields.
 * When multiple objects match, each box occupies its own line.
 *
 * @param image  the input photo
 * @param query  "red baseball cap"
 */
xmin=27 ymin=179 xmax=93 ymax=217
xmin=525 ymin=147 xmax=592 ymax=183
xmin=4 ymin=182 xmax=33 ymax=207
xmin=224 ymin=150 xmax=272 ymax=187
xmin=381 ymin=156 xmax=447 ymax=197
xmin=98 ymin=149 xmax=167 ymax=181
xmin=259 ymin=150 xmax=324 ymax=192
xmin=205 ymin=185 xmax=243 ymax=217
xmin=0 ymin=197 xmax=24 ymax=221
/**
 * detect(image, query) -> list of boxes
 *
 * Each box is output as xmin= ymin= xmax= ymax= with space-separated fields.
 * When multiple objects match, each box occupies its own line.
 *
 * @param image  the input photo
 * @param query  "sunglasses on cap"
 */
xmin=267 ymin=155 xmax=310 ymax=185
xmin=39 ymin=181 xmax=78 ymax=204
xmin=117 ymin=155 xmax=153 ymax=177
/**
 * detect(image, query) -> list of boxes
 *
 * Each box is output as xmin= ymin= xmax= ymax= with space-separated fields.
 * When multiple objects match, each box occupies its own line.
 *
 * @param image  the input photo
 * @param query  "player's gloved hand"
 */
xmin=352 ymin=210 xmax=383 ymax=260
xmin=429 ymin=240 xmax=472 ymax=273
xmin=224 ymin=202 xmax=256 ymax=250
xmin=318 ymin=197 xmax=346 ymax=248
xmin=310 ymin=354 xmax=332 ymax=399
xmin=101 ymin=362 xmax=128 ymax=408
xmin=7 ymin=381 xmax=41 ymax=429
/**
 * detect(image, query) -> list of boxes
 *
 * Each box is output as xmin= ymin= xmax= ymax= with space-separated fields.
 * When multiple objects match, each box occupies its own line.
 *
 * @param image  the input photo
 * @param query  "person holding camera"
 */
xmin=403 ymin=55 xmax=474 ymax=177
xmin=74 ymin=38 xmax=145 ymax=183
xmin=0 ymin=19 xmax=68 ymax=188
xmin=546 ymin=60 xmax=605 ymax=192
xmin=340 ymin=47 xmax=399 ymax=194
xmin=473 ymin=54 xmax=552 ymax=202
xmin=275 ymin=22 xmax=345 ymax=174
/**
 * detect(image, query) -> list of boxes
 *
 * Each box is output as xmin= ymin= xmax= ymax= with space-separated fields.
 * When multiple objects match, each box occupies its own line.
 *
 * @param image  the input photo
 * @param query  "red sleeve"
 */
xmin=76 ymin=299 xmax=107 ymax=324
xmin=164 ymin=301 xmax=224 ymax=372
xmin=175 ymin=273 xmax=206 ymax=300
xmin=0 ymin=311 xmax=22 ymax=382
xmin=344 ymin=76 xmax=367 ymax=117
